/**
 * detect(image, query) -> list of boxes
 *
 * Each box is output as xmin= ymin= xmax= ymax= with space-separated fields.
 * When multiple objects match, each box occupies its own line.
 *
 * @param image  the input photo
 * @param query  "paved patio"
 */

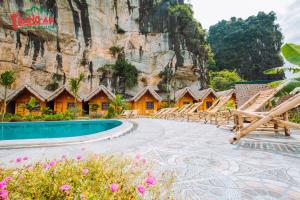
xmin=1 ymin=119 xmax=300 ymax=199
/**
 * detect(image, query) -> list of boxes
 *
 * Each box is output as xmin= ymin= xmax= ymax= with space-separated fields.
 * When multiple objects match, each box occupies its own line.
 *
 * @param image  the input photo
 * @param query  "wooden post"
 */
xmin=284 ymin=112 xmax=290 ymax=136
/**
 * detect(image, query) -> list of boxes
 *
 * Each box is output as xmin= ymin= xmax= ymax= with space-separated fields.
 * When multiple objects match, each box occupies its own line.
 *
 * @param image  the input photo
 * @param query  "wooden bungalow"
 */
xmin=130 ymin=87 xmax=162 ymax=115
xmin=193 ymin=88 xmax=218 ymax=111
xmin=216 ymin=89 xmax=237 ymax=108
xmin=84 ymin=85 xmax=116 ymax=115
xmin=7 ymin=85 xmax=50 ymax=116
xmin=47 ymin=86 xmax=83 ymax=114
xmin=175 ymin=87 xmax=198 ymax=107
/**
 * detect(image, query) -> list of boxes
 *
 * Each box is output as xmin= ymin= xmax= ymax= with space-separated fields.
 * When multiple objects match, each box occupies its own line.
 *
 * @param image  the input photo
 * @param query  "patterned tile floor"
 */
xmin=0 ymin=119 xmax=300 ymax=200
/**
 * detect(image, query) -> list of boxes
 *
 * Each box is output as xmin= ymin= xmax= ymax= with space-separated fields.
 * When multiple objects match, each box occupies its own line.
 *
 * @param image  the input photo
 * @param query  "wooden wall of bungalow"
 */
xmin=217 ymin=89 xmax=237 ymax=108
xmin=176 ymin=92 xmax=197 ymax=107
xmin=7 ymin=86 xmax=49 ymax=116
xmin=198 ymin=93 xmax=218 ymax=111
xmin=130 ymin=87 xmax=162 ymax=115
xmin=84 ymin=86 xmax=116 ymax=115
xmin=47 ymin=88 xmax=83 ymax=115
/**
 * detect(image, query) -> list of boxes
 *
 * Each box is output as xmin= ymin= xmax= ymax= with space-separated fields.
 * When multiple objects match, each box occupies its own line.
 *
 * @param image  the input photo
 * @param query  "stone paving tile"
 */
xmin=0 ymin=119 xmax=300 ymax=199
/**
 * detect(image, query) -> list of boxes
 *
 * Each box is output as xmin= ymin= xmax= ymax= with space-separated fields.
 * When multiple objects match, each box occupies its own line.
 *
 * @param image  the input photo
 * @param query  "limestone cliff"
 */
xmin=0 ymin=0 xmax=210 ymax=96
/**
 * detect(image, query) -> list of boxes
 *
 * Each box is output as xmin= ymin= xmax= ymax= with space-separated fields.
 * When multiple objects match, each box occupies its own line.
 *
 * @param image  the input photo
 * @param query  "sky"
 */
xmin=190 ymin=0 xmax=300 ymax=43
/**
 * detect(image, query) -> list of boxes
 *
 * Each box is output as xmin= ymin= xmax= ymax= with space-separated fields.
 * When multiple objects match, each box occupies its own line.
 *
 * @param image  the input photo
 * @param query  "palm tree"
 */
xmin=106 ymin=94 xmax=126 ymax=118
xmin=265 ymin=43 xmax=300 ymax=95
xmin=20 ymin=97 xmax=39 ymax=114
xmin=0 ymin=70 xmax=16 ymax=121
xmin=68 ymin=72 xmax=85 ymax=108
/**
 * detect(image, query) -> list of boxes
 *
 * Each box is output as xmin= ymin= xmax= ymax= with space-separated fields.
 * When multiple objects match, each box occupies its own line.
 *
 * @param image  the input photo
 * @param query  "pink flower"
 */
xmin=49 ymin=160 xmax=57 ymax=167
xmin=0 ymin=189 xmax=9 ymax=199
xmin=110 ymin=183 xmax=119 ymax=192
xmin=81 ymin=147 xmax=85 ymax=151
xmin=145 ymin=176 xmax=156 ymax=186
xmin=82 ymin=168 xmax=89 ymax=175
xmin=137 ymin=185 xmax=145 ymax=195
xmin=80 ymin=194 xmax=85 ymax=199
xmin=135 ymin=153 xmax=141 ymax=161
xmin=3 ymin=177 xmax=13 ymax=183
xmin=15 ymin=157 xmax=22 ymax=163
xmin=0 ymin=181 xmax=7 ymax=189
xmin=23 ymin=156 xmax=29 ymax=161
xmin=76 ymin=155 xmax=82 ymax=161
xmin=60 ymin=184 xmax=71 ymax=192
xmin=43 ymin=163 xmax=51 ymax=170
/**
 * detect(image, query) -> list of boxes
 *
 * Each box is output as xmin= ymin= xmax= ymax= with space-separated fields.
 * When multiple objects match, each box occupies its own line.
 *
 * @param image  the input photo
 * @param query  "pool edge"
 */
xmin=0 ymin=120 xmax=134 ymax=149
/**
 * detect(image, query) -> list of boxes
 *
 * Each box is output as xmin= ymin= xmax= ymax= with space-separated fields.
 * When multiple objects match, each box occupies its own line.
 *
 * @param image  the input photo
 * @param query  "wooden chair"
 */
xmin=230 ymin=92 xmax=300 ymax=144
xmin=159 ymin=107 xmax=179 ymax=119
xmin=232 ymin=87 xmax=282 ymax=131
xmin=119 ymin=110 xmax=133 ymax=119
xmin=203 ymin=94 xmax=234 ymax=124
xmin=166 ymin=104 xmax=192 ymax=119
xmin=183 ymin=102 xmax=204 ymax=121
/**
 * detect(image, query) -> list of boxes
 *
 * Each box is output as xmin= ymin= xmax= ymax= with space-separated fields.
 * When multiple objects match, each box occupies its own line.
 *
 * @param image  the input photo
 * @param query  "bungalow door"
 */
xmin=56 ymin=102 xmax=63 ymax=113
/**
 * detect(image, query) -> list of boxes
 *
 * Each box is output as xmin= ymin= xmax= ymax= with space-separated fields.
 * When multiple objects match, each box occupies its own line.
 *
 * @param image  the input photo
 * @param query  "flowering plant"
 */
xmin=0 ymin=154 xmax=175 ymax=199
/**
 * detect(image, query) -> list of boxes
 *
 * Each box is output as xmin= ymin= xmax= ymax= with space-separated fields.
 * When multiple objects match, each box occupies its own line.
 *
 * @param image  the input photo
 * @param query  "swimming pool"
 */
xmin=0 ymin=120 xmax=123 ymax=141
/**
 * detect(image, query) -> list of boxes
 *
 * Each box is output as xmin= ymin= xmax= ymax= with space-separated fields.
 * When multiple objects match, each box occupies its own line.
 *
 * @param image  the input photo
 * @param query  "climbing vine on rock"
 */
xmin=138 ymin=0 xmax=213 ymax=89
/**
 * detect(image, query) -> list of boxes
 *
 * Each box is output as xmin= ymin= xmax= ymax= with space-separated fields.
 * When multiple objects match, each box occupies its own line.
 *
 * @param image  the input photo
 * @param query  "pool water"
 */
xmin=0 ymin=120 xmax=122 ymax=140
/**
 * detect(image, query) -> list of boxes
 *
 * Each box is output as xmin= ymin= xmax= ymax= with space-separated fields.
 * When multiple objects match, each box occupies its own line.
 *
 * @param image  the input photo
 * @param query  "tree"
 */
xmin=105 ymin=94 xmax=126 ymax=118
xmin=209 ymin=70 xmax=242 ymax=91
xmin=106 ymin=45 xmax=139 ymax=95
xmin=68 ymin=72 xmax=85 ymax=108
xmin=208 ymin=12 xmax=284 ymax=81
xmin=20 ymin=97 xmax=40 ymax=114
xmin=0 ymin=70 xmax=16 ymax=121
xmin=264 ymin=43 xmax=300 ymax=95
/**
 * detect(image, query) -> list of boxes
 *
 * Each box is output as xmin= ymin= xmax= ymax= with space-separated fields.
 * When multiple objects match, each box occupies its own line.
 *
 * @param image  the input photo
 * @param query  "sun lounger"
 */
xmin=119 ymin=110 xmax=133 ymax=119
xmin=230 ymin=92 xmax=300 ymax=144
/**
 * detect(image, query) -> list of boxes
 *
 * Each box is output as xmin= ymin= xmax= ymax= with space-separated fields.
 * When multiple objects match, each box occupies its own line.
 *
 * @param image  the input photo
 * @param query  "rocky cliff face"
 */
xmin=0 ymin=0 xmax=209 ymax=96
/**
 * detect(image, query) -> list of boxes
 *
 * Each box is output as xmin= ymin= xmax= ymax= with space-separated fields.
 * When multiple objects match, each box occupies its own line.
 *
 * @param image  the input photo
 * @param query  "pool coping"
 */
xmin=0 ymin=120 xmax=134 ymax=149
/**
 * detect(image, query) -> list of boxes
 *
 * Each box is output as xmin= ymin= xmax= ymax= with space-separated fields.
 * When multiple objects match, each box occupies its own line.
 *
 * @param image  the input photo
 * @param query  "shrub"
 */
xmin=0 ymin=154 xmax=174 ymax=199
xmin=41 ymin=107 xmax=53 ymax=115
xmin=89 ymin=113 xmax=103 ymax=119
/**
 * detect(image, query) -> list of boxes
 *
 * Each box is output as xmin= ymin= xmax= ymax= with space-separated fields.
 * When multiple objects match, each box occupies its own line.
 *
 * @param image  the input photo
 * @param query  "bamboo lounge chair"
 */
xmin=159 ymin=107 xmax=179 ymax=119
xmin=151 ymin=108 xmax=167 ymax=118
xmin=153 ymin=108 xmax=174 ymax=118
xmin=166 ymin=104 xmax=192 ymax=119
xmin=119 ymin=110 xmax=133 ymax=119
xmin=204 ymin=93 xmax=235 ymax=124
xmin=184 ymin=102 xmax=204 ymax=121
xmin=232 ymin=87 xmax=283 ymax=131
xmin=230 ymin=92 xmax=300 ymax=144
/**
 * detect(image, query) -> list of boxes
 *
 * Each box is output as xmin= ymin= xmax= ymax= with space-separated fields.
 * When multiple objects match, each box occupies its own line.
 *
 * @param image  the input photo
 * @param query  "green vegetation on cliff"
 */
xmin=208 ymin=12 xmax=284 ymax=81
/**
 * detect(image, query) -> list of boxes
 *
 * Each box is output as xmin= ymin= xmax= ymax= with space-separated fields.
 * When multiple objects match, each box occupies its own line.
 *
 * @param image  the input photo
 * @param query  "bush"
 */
xmin=0 ymin=154 xmax=174 ymax=199
xmin=89 ymin=113 xmax=103 ymax=119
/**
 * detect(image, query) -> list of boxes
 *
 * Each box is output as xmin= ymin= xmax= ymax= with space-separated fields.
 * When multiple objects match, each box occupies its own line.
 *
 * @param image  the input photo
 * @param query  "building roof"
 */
xmin=217 ymin=89 xmax=235 ymax=97
xmin=84 ymin=85 xmax=116 ymax=101
xmin=7 ymin=85 xmax=52 ymax=102
xmin=235 ymin=83 xmax=271 ymax=108
xmin=131 ymin=86 xmax=162 ymax=102
xmin=47 ymin=86 xmax=84 ymax=102
xmin=175 ymin=87 xmax=198 ymax=102
xmin=192 ymin=88 xmax=218 ymax=101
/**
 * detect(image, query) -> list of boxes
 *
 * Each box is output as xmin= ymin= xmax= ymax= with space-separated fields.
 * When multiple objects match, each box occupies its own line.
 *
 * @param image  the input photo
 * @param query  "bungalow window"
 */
xmin=102 ymin=102 xmax=109 ymax=111
xmin=206 ymin=101 xmax=213 ymax=109
xmin=67 ymin=102 xmax=75 ymax=109
xmin=183 ymin=102 xmax=190 ymax=105
xmin=146 ymin=102 xmax=154 ymax=110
